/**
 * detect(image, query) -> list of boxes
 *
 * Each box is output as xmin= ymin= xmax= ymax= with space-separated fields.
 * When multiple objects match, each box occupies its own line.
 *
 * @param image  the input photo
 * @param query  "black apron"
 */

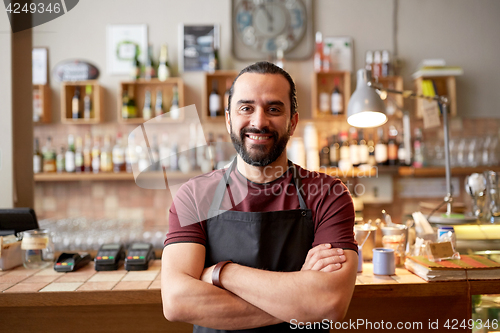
xmin=194 ymin=158 xmax=328 ymax=333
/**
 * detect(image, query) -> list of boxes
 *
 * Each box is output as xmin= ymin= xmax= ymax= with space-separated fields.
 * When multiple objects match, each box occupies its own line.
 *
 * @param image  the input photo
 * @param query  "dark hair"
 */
xmin=226 ymin=61 xmax=298 ymax=118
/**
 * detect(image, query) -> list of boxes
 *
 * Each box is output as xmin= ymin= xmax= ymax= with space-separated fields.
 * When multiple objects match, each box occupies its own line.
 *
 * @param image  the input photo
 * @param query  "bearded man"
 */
xmin=161 ymin=62 xmax=358 ymax=333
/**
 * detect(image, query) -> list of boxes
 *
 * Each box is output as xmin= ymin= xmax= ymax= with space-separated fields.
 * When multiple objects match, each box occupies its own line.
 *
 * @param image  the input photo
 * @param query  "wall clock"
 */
xmin=231 ymin=0 xmax=314 ymax=60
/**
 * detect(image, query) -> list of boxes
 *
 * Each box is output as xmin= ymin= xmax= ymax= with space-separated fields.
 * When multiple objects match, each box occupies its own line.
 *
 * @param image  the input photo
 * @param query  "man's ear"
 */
xmin=225 ymin=110 xmax=231 ymax=134
xmin=289 ymin=112 xmax=299 ymax=136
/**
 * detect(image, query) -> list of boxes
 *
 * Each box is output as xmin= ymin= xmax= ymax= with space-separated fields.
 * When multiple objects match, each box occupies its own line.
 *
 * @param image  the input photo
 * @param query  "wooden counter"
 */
xmin=1 ymin=261 xmax=499 ymax=332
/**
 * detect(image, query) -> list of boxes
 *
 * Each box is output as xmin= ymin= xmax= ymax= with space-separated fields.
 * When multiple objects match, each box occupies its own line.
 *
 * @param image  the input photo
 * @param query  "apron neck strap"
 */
xmin=208 ymin=157 xmax=308 ymax=216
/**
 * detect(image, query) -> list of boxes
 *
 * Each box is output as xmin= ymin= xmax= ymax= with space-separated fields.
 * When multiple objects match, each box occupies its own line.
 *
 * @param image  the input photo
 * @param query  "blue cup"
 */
xmin=372 ymin=248 xmax=395 ymax=275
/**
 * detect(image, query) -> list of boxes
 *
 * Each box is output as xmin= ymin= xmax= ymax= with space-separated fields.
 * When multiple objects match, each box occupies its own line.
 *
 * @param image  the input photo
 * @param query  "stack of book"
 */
xmin=412 ymin=59 xmax=463 ymax=79
xmin=405 ymin=255 xmax=500 ymax=282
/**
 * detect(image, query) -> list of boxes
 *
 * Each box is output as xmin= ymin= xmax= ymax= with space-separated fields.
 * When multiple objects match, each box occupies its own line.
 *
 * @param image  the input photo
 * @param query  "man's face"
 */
xmin=226 ymin=73 xmax=298 ymax=167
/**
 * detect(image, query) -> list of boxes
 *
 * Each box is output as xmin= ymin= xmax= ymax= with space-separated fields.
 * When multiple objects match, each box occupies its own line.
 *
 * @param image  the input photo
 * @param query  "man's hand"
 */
xmin=301 ymin=243 xmax=346 ymax=272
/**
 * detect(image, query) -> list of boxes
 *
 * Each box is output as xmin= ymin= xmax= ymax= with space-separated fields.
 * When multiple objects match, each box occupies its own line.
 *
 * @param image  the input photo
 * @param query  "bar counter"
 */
xmin=1 ymin=261 xmax=499 ymax=333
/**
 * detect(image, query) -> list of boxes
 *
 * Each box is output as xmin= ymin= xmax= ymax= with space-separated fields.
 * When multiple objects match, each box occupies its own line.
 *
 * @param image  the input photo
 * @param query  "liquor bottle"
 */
xmin=209 ymin=80 xmax=221 ymax=118
xmin=382 ymin=50 xmax=391 ymax=77
xmin=329 ymin=135 xmax=340 ymax=168
xmin=319 ymin=138 xmax=331 ymax=168
xmin=33 ymin=89 xmax=42 ymax=122
xmin=397 ymin=132 xmax=408 ymax=166
xmin=100 ymin=135 xmax=113 ymax=172
xmin=74 ymin=136 xmax=84 ymax=173
xmin=373 ymin=51 xmax=382 ymax=78
xmin=56 ymin=146 xmax=65 ymax=173
xmin=33 ymin=138 xmax=42 ymax=174
xmin=42 ymin=136 xmax=56 ymax=173
xmin=367 ymin=133 xmax=376 ymax=167
xmin=349 ymin=127 xmax=360 ymax=167
xmin=208 ymin=38 xmax=220 ymax=73
xmin=170 ymin=85 xmax=180 ymax=119
xmin=130 ymin=46 xmax=141 ymax=80
xmin=331 ymin=78 xmax=343 ymax=115
xmin=91 ymin=136 xmax=101 ymax=174
xmin=387 ymin=126 xmax=399 ymax=166
xmin=112 ymin=133 xmax=126 ymax=173
xmin=126 ymin=133 xmax=138 ymax=173
xmin=358 ymin=130 xmax=369 ymax=166
xmin=319 ymin=78 xmax=330 ymax=114
xmin=145 ymin=44 xmax=156 ymax=80
xmin=158 ymin=44 xmax=171 ymax=82
xmin=375 ymin=127 xmax=388 ymax=166
xmin=155 ymin=90 xmax=164 ymax=117
xmin=365 ymin=51 xmax=374 ymax=73
xmin=83 ymin=85 xmax=93 ymax=119
xmin=224 ymin=78 xmax=231 ymax=113
xmin=72 ymin=87 xmax=81 ymax=119
xmin=137 ymin=143 xmax=150 ymax=173
xmin=142 ymin=89 xmax=152 ymax=120
xmin=83 ymin=133 xmax=92 ymax=173
xmin=159 ymin=133 xmax=171 ymax=171
xmin=65 ymin=134 xmax=76 ymax=173
xmin=413 ymin=128 xmax=425 ymax=168
xmin=322 ymin=43 xmax=333 ymax=72
xmin=339 ymin=131 xmax=352 ymax=171
xmin=127 ymin=87 xmax=137 ymax=118
xmin=313 ymin=31 xmax=324 ymax=73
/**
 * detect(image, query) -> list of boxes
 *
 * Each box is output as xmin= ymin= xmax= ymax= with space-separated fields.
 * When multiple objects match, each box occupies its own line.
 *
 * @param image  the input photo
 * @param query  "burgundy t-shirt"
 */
xmin=165 ymin=164 xmax=357 ymax=253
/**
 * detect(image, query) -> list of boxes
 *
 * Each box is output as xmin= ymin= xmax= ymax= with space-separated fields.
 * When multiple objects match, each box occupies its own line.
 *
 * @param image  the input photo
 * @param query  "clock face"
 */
xmin=234 ymin=0 xmax=307 ymax=54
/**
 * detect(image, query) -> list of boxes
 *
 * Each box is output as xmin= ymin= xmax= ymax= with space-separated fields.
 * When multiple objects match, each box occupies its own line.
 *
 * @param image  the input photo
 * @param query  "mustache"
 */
xmin=240 ymin=127 xmax=278 ymax=140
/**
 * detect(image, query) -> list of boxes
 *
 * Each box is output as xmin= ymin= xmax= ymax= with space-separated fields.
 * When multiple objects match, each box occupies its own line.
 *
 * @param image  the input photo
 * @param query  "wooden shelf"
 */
xmin=33 ymin=84 xmax=51 ymax=124
xmin=34 ymin=171 xmax=202 ymax=182
xmin=414 ymin=75 xmax=457 ymax=118
xmin=203 ymin=71 xmax=238 ymax=122
xmin=61 ymin=80 xmax=103 ymax=124
xmin=398 ymin=166 xmax=500 ymax=177
xmin=118 ymin=78 xmax=184 ymax=123
xmin=311 ymin=71 xmax=351 ymax=120
xmin=321 ymin=167 xmax=379 ymax=178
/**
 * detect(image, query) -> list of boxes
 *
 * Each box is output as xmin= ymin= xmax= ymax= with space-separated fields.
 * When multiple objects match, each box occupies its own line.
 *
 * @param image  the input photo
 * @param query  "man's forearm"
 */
xmin=162 ymin=272 xmax=282 ymax=330
xmin=218 ymin=251 xmax=358 ymax=323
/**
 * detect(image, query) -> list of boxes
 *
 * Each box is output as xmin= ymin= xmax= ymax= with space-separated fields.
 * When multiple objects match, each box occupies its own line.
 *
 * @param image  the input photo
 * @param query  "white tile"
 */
xmin=40 ymin=282 xmax=83 ymax=292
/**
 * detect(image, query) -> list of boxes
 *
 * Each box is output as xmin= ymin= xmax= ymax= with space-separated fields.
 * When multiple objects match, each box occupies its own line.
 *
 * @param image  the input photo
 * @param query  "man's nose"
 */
xmin=250 ymin=107 xmax=270 ymax=129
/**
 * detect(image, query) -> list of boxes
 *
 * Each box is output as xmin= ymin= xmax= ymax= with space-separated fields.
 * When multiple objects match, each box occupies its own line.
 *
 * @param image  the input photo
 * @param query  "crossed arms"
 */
xmin=161 ymin=242 xmax=357 ymax=330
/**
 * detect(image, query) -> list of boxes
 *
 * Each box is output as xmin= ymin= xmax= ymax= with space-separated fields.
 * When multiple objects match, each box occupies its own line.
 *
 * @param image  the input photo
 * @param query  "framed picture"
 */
xmin=179 ymin=24 xmax=219 ymax=72
xmin=106 ymin=24 xmax=148 ymax=75
xmin=32 ymin=47 xmax=48 ymax=85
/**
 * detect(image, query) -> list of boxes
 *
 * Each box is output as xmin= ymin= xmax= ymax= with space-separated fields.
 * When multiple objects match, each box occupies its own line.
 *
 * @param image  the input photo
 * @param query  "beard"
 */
xmin=230 ymin=122 xmax=291 ymax=167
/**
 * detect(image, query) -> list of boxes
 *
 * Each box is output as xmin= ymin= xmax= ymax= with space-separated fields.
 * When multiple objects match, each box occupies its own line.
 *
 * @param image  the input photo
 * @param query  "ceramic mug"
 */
xmin=372 ymin=248 xmax=395 ymax=275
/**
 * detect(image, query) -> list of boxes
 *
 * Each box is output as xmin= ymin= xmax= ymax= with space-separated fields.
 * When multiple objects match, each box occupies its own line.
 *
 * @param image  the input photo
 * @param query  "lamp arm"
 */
xmin=368 ymin=81 xmax=453 ymax=216
xmin=368 ymin=82 xmax=450 ymax=106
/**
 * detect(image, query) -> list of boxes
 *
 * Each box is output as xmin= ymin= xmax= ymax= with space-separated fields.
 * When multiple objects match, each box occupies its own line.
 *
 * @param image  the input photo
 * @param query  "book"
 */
xmin=412 ymin=66 xmax=464 ymax=79
xmin=405 ymin=255 xmax=500 ymax=282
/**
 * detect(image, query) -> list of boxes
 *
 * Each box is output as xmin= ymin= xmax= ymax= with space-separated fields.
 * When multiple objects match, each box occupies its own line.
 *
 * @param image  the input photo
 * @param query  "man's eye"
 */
xmin=240 ymin=106 xmax=252 ymax=112
xmin=268 ymin=108 xmax=281 ymax=113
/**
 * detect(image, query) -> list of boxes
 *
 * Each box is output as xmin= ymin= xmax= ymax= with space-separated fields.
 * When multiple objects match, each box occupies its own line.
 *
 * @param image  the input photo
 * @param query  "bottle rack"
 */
xmin=203 ymin=70 xmax=238 ymax=122
xmin=117 ymin=78 xmax=184 ymax=124
xmin=311 ymin=71 xmax=351 ymax=120
xmin=414 ymin=75 xmax=457 ymax=119
xmin=61 ymin=80 xmax=102 ymax=124
xmin=33 ymin=84 xmax=51 ymax=124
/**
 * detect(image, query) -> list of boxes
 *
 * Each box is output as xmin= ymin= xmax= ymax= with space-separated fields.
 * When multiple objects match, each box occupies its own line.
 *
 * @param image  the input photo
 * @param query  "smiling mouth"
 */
xmin=246 ymin=134 xmax=272 ymax=141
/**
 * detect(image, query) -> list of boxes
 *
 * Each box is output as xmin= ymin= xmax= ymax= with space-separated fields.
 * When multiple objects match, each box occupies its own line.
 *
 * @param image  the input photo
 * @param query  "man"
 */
xmin=162 ymin=62 xmax=357 ymax=332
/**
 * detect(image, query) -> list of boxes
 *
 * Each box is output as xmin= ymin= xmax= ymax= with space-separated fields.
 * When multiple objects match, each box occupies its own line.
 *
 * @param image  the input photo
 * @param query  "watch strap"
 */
xmin=212 ymin=261 xmax=232 ymax=289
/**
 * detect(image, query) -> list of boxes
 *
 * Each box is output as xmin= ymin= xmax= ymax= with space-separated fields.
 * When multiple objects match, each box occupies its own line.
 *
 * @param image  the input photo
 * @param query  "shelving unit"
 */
xmin=61 ymin=80 xmax=103 ymax=124
xmin=414 ymin=75 xmax=457 ymax=118
xmin=311 ymin=71 xmax=351 ymax=120
xmin=33 ymin=84 xmax=51 ymax=124
xmin=34 ymin=170 xmax=202 ymax=182
xmin=203 ymin=70 xmax=238 ymax=122
xmin=399 ymin=166 xmax=500 ymax=177
xmin=118 ymin=78 xmax=185 ymax=124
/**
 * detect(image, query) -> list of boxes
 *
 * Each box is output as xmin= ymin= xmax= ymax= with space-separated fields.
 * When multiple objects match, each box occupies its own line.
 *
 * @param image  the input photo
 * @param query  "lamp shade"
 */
xmin=347 ymin=69 xmax=388 ymax=128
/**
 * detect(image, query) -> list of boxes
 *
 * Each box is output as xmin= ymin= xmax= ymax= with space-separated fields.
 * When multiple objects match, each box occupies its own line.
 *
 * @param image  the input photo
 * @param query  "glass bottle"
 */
xmin=83 ymin=133 xmax=92 ymax=173
xmin=100 ymin=135 xmax=113 ymax=172
xmin=142 ymin=89 xmax=152 ymax=120
xmin=387 ymin=126 xmax=399 ymax=166
xmin=331 ymin=77 xmax=343 ymax=115
xmin=113 ymin=133 xmax=126 ymax=173
xmin=209 ymin=80 xmax=221 ymax=118
xmin=358 ymin=130 xmax=369 ymax=166
xmin=72 ymin=87 xmax=80 ymax=119
xmin=155 ymin=89 xmax=164 ymax=117
xmin=83 ymin=85 xmax=93 ymax=119
xmin=74 ymin=136 xmax=84 ymax=173
xmin=319 ymin=78 xmax=330 ymax=114
xmin=65 ymin=134 xmax=76 ymax=173
xmin=373 ymin=51 xmax=382 ymax=78
xmin=42 ymin=136 xmax=56 ymax=173
xmin=56 ymin=146 xmax=65 ymax=173
xmin=170 ymin=85 xmax=180 ymax=119
xmin=33 ymin=138 xmax=42 ymax=174
xmin=91 ymin=136 xmax=101 ymax=174
xmin=375 ymin=127 xmax=388 ymax=166
xmin=145 ymin=44 xmax=156 ymax=80
xmin=130 ymin=45 xmax=141 ymax=80
xmin=158 ymin=44 xmax=171 ymax=81
xmin=339 ymin=131 xmax=352 ymax=170
xmin=313 ymin=31 xmax=323 ymax=73
xmin=382 ymin=50 xmax=391 ymax=77
xmin=329 ymin=134 xmax=340 ymax=168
